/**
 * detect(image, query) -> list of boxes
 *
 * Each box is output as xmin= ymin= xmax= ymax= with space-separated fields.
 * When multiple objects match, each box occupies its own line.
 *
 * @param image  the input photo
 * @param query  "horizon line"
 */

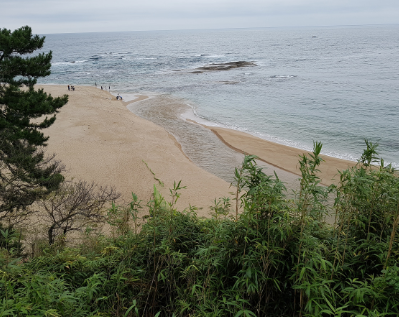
xmin=38 ymin=23 xmax=399 ymax=36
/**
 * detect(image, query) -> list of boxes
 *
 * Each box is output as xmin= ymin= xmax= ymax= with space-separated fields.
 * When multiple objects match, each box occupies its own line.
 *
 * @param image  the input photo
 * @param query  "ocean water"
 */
xmin=38 ymin=25 xmax=399 ymax=169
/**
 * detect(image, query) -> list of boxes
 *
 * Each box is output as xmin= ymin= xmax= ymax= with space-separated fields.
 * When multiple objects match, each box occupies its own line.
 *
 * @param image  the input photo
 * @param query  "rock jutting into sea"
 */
xmin=191 ymin=61 xmax=256 ymax=73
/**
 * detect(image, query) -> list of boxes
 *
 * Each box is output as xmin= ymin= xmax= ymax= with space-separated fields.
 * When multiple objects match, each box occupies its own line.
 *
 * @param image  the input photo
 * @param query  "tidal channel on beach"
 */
xmin=127 ymin=95 xmax=301 ymax=191
xmin=127 ymin=95 xmax=244 ymax=183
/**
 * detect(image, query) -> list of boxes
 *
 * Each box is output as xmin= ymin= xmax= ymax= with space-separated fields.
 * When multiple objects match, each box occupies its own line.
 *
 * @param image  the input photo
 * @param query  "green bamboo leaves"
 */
xmin=0 ymin=141 xmax=398 ymax=316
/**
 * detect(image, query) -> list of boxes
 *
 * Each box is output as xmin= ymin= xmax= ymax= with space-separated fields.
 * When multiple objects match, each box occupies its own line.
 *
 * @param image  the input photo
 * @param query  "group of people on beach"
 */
xmin=68 ymin=83 xmax=122 ymax=99
xmin=68 ymin=83 xmax=122 ymax=100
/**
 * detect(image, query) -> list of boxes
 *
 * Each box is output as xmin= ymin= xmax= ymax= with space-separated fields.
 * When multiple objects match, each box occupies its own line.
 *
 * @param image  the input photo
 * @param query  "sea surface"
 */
xmin=38 ymin=25 xmax=399 ymax=169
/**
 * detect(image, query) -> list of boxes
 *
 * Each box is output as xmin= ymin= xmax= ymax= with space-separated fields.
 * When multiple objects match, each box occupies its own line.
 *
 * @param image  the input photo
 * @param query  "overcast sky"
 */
xmin=2 ymin=0 xmax=399 ymax=34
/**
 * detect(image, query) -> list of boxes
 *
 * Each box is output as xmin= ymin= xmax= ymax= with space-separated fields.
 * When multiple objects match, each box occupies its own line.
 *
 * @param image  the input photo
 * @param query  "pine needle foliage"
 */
xmin=0 ymin=26 xmax=68 ymax=218
xmin=0 ymin=142 xmax=398 ymax=316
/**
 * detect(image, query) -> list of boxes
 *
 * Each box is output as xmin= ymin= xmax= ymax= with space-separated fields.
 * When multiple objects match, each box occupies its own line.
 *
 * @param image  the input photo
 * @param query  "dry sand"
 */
xmin=40 ymin=85 xmax=234 ymax=217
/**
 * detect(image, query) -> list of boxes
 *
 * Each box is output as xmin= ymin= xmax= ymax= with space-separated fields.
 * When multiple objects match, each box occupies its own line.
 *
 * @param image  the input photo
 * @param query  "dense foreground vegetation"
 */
xmin=0 ymin=142 xmax=398 ymax=317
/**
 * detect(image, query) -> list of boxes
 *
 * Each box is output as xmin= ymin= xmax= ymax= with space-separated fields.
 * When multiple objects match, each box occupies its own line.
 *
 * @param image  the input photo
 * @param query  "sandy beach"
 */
xmin=40 ymin=85 xmax=356 ymax=218
xmin=207 ymin=127 xmax=356 ymax=186
xmin=40 ymin=85 xmax=233 ymax=217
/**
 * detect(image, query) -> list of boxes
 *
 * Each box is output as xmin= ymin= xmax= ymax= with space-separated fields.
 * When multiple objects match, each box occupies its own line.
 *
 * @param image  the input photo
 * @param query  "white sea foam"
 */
xmin=181 ymin=105 xmax=222 ymax=128
xmin=194 ymin=54 xmax=225 ymax=58
xmin=203 ymin=54 xmax=225 ymax=58
xmin=270 ymin=75 xmax=296 ymax=79
xmin=51 ymin=62 xmax=70 ymax=66
xmin=52 ymin=60 xmax=87 ymax=66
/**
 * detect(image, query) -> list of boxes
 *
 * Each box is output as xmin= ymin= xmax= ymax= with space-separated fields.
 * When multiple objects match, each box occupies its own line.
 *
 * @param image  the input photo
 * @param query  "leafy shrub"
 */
xmin=0 ymin=142 xmax=398 ymax=316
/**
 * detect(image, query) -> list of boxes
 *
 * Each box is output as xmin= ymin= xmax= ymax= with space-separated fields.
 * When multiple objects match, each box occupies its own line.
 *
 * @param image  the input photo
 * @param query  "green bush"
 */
xmin=0 ymin=142 xmax=398 ymax=316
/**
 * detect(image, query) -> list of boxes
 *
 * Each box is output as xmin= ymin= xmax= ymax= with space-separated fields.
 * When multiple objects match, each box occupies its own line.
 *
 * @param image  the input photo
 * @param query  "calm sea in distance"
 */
xmin=38 ymin=25 xmax=399 ymax=169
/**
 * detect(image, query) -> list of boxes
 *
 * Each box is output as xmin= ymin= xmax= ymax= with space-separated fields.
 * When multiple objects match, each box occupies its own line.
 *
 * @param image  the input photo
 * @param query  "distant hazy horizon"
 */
xmin=2 ymin=0 xmax=399 ymax=34
xmin=34 ymin=23 xmax=399 ymax=36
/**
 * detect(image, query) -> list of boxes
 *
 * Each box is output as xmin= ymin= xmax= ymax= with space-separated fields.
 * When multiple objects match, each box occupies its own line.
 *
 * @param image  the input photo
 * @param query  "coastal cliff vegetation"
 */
xmin=0 ymin=144 xmax=398 ymax=317
xmin=1 ymin=26 xmax=398 ymax=317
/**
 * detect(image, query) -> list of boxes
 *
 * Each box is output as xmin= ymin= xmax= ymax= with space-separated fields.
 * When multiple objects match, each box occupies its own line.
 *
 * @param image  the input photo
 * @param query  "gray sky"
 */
xmin=2 ymin=0 xmax=399 ymax=34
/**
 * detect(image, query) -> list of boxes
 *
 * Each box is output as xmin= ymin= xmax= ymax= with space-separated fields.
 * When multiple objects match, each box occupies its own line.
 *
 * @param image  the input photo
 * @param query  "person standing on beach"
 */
xmin=109 ymin=85 xmax=110 ymax=91
xmin=68 ymin=85 xmax=70 ymax=91
xmin=101 ymin=86 xmax=103 ymax=90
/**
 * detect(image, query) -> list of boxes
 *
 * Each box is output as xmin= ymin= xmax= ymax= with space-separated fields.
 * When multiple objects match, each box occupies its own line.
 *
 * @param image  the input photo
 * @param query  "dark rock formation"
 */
xmin=192 ymin=61 xmax=256 ymax=72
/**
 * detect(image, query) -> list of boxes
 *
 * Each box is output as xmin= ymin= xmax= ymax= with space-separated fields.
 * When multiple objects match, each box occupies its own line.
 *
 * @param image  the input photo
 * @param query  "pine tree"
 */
xmin=0 ymin=26 xmax=68 ymax=220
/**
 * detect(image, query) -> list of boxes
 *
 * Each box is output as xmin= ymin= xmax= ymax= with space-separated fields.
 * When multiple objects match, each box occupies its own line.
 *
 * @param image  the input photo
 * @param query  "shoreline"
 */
xmin=178 ymin=100 xmax=357 ymax=186
xmin=206 ymin=127 xmax=356 ymax=186
xmin=120 ymin=89 xmax=356 ymax=186
xmin=158 ymin=96 xmax=355 ymax=186
xmin=210 ymin=128 xmax=302 ymax=177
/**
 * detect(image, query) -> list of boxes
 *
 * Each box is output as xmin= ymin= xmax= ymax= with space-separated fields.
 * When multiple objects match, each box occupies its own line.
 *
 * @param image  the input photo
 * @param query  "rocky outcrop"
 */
xmin=192 ymin=61 xmax=256 ymax=72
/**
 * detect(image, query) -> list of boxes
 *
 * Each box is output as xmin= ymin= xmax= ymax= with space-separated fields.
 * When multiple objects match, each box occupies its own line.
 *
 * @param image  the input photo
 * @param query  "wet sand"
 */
xmin=126 ymin=95 xmax=245 ymax=184
xmin=207 ymin=127 xmax=356 ymax=186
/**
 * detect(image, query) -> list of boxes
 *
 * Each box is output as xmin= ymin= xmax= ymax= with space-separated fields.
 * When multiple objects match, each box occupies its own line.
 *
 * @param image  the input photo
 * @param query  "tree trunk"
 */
xmin=48 ymin=225 xmax=56 ymax=245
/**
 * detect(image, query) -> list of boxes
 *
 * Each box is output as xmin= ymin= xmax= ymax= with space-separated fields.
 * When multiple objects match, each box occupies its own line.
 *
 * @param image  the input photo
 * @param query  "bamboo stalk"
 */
xmin=384 ymin=203 xmax=399 ymax=269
